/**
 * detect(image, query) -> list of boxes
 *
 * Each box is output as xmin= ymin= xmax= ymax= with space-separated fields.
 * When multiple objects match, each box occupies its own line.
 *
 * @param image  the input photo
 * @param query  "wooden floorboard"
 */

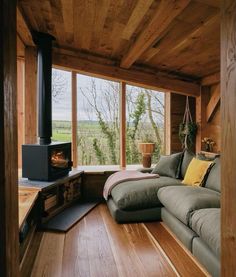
xmin=144 ymin=222 xmax=209 ymax=277
xmin=31 ymin=232 xmax=65 ymax=277
xmin=20 ymin=231 xmax=43 ymax=277
xmin=62 ymin=206 xmax=119 ymax=277
xmin=99 ymin=204 xmax=177 ymax=277
xmin=30 ymin=204 xmax=207 ymax=277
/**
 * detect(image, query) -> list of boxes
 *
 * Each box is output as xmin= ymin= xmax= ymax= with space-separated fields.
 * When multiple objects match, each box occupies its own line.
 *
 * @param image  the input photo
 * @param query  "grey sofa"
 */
xmin=106 ymin=151 xmax=221 ymax=277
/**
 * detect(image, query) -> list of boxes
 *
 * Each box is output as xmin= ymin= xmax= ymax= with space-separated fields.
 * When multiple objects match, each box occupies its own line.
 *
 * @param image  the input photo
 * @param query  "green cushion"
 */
xmin=205 ymin=157 xmax=221 ymax=192
xmin=151 ymin=152 xmax=183 ymax=178
xmin=107 ymin=198 xmax=162 ymax=223
xmin=111 ymin=177 xmax=182 ymax=211
xmin=181 ymin=150 xmax=195 ymax=179
xmin=190 ymin=208 xmax=220 ymax=257
xmin=158 ymin=186 xmax=220 ymax=225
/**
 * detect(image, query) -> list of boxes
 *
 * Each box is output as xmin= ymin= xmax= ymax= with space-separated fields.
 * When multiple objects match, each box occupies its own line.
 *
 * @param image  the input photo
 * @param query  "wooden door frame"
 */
xmin=0 ymin=0 xmax=19 ymax=276
xmin=221 ymin=1 xmax=236 ymax=276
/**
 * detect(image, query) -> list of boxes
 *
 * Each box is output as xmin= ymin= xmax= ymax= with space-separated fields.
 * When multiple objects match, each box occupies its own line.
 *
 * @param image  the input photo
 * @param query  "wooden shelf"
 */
xmin=19 ymin=187 xmax=40 ymax=229
xmin=19 ymin=170 xmax=84 ymax=224
xmin=199 ymin=151 xmax=220 ymax=158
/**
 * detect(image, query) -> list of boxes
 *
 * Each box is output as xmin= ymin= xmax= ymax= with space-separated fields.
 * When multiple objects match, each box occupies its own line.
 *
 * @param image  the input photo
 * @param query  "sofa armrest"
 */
xmin=137 ymin=167 xmax=154 ymax=173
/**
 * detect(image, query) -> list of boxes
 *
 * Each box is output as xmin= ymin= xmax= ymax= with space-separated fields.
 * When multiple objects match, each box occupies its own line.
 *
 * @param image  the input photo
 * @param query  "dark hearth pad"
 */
xmin=41 ymin=201 xmax=99 ymax=232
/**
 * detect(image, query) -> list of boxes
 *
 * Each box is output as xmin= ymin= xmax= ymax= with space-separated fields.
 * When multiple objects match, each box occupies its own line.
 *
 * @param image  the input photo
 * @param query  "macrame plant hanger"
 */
xmin=182 ymin=96 xmax=193 ymax=149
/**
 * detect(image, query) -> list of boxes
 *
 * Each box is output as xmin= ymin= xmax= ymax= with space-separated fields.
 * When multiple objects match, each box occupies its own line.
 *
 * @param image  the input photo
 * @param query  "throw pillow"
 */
xmin=151 ymin=152 xmax=183 ymax=178
xmin=182 ymin=158 xmax=213 ymax=186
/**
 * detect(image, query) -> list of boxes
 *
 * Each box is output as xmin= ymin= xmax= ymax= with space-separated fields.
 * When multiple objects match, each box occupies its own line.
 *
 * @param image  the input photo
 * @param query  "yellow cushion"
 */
xmin=182 ymin=158 xmax=213 ymax=186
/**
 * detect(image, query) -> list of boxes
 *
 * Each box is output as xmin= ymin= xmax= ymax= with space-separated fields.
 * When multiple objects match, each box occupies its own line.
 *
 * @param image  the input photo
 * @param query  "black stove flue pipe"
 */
xmin=32 ymin=32 xmax=55 ymax=145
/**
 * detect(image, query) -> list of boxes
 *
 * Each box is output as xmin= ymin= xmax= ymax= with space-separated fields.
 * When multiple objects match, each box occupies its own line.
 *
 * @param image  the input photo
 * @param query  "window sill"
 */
xmin=76 ymin=164 xmax=150 ymax=173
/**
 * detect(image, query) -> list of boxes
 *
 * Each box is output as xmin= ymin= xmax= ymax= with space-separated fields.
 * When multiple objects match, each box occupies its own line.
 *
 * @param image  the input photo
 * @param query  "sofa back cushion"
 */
xmin=151 ymin=152 xmax=183 ymax=178
xmin=205 ymin=157 xmax=221 ymax=192
xmin=181 ymin=150 xmax=195 ymax=179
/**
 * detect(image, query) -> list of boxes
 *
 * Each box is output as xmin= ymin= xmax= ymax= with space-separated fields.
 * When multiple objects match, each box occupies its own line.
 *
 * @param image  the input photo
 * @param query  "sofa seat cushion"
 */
xmin=190 ymin=208 xmax=220 ymax=257
xmin=111 ymin=177 xmax=182 ymax=211
xmin=158 ymin=186 xmax=220 ymax=225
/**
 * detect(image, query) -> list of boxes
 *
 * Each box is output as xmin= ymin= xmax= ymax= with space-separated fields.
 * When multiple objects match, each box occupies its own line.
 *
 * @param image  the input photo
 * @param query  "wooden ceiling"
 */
xmin=17 ymin=0 xmax=220 ymax=94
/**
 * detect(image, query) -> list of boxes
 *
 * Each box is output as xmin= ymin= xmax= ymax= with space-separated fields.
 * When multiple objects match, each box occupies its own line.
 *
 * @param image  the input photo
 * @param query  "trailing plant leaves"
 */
xmin=179 ymin=122 xmax=198 ymax=149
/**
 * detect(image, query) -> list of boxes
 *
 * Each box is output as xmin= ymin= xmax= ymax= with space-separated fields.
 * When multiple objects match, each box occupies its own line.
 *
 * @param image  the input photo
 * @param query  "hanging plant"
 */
xmin=179 ymin=96 xmax=198 ymax=150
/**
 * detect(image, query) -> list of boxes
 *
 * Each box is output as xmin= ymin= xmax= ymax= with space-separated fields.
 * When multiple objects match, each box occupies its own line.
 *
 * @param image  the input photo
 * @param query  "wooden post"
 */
xmin=0 ymin=0 xmax=19 ymax=275
xmin=71 ymin=71 xmax=78 ymax=167
xmin=17 ymin=58 xmax=25 ymax=168
xmin=25 ymin=46 xmax=37 ymax=144
xmin=120 ymin=82 xmax=126 ymax=168
xmin=221 ymin=1 xmax=236 ymax=276
xmin=195 ymin=87 xmax=208 ymax=153
xmin=164 ymin=92 xmax=171 ymax=155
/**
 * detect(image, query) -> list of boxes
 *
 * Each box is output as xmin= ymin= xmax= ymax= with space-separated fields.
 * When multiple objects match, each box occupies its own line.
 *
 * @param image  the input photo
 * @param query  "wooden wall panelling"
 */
xmin=205 ymin=104 xmax=221 ymax=153
xmin=120 ymin=82 xmax=126 ymax=168
xmin=17 ymin=59 xmax=25 ymax=168
xmin=206 ymin=84 xmax=220 ymax=122
xmin=196 ymin=85 xmax=221 ymax=153
xmin=0 ymin=0 xmax=19 ymax=275
xmin=221 ymin=1 xmax=236 ymax=276
xmin=25 ymin=46 xmax=37 ymax=144
xmin=195 ymin=96 xmax=202 ymax=153
xmin=71 ymin=71 xmax=78 ymax=167
xmin=170 ymin=93 xmax=196 ymax=153
xmin=82 ymin=172 xmax=115 ymax=201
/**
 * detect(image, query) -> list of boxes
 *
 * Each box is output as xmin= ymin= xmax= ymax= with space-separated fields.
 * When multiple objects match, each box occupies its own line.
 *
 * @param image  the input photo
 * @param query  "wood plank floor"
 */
xmin=29 ymin=204 xmax=208 ymax=277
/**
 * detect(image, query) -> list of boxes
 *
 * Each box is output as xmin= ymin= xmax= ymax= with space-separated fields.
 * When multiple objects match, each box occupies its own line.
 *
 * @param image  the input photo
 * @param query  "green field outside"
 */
xmin=52 ymin=120 xmax=164 ymax=166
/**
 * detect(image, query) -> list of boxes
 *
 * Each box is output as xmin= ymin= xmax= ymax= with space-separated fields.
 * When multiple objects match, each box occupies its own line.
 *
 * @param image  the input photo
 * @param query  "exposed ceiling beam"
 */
xmin=120 ymin=0 xmax=191 ymax=69
xmin=53 ymin=50 xmax=200 ymax=97
xmin=201 ymin=71 xmax=220 ymax=86
xmin=17 ymin=7 xmax=34 ymax=46
xmin=148 ymin=13 xmax=219 ymax=65
xmin=17 ymin=35 xmax=25 ymax=58
xmin=121 ymin=0 xmax=154 ymax=40
xmin=206 ymin=84 xmax=220 ymax=122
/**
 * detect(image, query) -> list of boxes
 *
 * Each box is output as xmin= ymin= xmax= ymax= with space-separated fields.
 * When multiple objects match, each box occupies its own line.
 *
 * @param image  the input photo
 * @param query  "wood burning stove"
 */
xmin=22 ymin=32 xmax=72 ymax=181
xmin=22 ymin=143 xmax=72 ymax=181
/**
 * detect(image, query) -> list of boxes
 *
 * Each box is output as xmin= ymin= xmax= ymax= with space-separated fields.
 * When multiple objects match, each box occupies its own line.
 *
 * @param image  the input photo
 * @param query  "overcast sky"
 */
xmin=52 ymin=68 xmax=164 ymax=123
xmin=52 ymin=69 xmax=118 ymax=121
